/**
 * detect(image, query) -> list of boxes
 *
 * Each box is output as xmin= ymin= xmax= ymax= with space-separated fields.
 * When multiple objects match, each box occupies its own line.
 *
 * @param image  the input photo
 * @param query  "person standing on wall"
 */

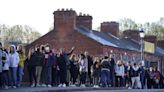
xmin=9 ymin=45 xmax=20 ymax=88
xmin=27 ymin=48 xmax=37 ymax=87
xmin=84 ymin=51 xmax=93 ymax=86
xmin=58 ymin=47 xmax=75 ymax=87
xmin=44 ymin=45 xmax=56 ymax=87
xmin=17 ymin=45 xmax=26 ymax=87
xmin=115 ymin=60 xmax=125 ymax=87
xmin=79 ymin=54 xmax=88 ymax=87
xmin=100 ymin=56 xmax=111 ymax=87
xmin=35 ymin=46 xmax=44 ymax=87
xmin=0 ymin=42 xmax=3 ymax=88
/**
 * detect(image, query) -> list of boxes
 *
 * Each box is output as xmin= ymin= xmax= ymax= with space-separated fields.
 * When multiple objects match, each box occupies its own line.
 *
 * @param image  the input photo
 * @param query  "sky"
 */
xmin=0 ymin=0 xmax=164 ymax=35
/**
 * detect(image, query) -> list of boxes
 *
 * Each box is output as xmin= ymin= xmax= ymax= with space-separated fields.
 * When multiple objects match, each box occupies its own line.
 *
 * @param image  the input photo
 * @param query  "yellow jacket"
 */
xmin=18 ymin=52 xmax=26 ymax=67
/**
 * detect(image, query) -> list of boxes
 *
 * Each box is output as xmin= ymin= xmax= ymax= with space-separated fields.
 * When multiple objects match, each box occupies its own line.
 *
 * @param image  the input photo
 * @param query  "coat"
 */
xmin=9 ymin=45 xmax=20 ymax=67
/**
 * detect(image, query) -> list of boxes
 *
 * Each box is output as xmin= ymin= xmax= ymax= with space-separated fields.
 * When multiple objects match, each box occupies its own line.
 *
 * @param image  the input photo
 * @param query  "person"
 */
xmin=0 ymin=42 xmax=3 ymax=88
xmin=44 ymin=45 xmax=56 ymax=87
xmin=58 ymin=47 xmax=75 ymax=87
xmin=84 ymin=51 xmax=93 ymax=86
xmin=79 ymin=54 xmax=88 ymax=87
xmin=153 ymin=67 xmax=160 ymax=89
xmin=9 ymin=45 xmax=20 ymax=88
xmin=2 ymin=48 xmax=10 ymax=89
xmin=123 ymin=61 xmax=129 ymax=87
xmin=147 ymin=67 xmax=155 ymax=89
xmin=139 ymin=63 xmax=145 ymax=89
xmin=70 ymin=54 xmax=79 ymax=86
xmin=129 ymin=63 xmax=141 ymax=89
xmin=100 ymin=56 xmax=110 ymax=87
xmin=17 ymin=45 xmax=26 ymax=87
xmin=35 ymin=46 xmax=44 ymax=86
xmin=109 ymin=55 xmax=115 ymax=87
xmin=115 ymin=60 xmax=124 ymax=87
xmin=92 ymin=57 xmax=101 ymax=88
xmin=27 ymin=48 xmax=37 ymax=87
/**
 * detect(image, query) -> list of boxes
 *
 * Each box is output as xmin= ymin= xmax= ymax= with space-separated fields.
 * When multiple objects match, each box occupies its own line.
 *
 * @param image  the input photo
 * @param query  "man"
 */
xmin=129 ymin=63 xmax=141 ymax=89
xmin=58 ymin=47 xmax=75 ymax=87
xmin=84 ymin=51 xmax=93 ymax=86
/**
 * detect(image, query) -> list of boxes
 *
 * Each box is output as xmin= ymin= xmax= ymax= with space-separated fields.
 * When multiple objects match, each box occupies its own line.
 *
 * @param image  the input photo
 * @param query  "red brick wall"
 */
xmin=76 ymin=15 xmax=92 ymax=30
xmin=123 ymin=30 xmax=140 ymax=41
xmin=100 ymin=21 xmax=119 ymax=37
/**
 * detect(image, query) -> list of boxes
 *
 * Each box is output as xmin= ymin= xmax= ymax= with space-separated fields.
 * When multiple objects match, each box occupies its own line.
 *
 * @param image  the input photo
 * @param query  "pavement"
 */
xmin=0 ymin=87 xmax=164 ymax=92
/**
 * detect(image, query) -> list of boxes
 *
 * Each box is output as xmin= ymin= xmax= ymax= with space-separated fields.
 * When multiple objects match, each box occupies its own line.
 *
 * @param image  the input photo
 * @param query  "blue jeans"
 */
xmin=45 ymin=67 xmax=52 ymax=85
xmin=100 ymin=70 xmax=110 ymax=86
xmin=10 ymin=67 xmax=18 ymax=87
xmin=17 ymin=67 xmax=24 ymax=86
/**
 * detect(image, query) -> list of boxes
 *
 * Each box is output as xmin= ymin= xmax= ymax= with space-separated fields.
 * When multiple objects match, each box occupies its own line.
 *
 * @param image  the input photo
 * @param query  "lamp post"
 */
xmin=139 ymin=29 xmax=145 ymax=66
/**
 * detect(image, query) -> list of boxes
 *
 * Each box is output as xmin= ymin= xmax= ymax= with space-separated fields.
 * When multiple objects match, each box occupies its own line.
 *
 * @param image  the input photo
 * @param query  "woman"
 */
xmin=93 ymin=57 xmax=101 ymax=88
xmin=153 ymin=67 xmax=160 ymax=89
xmin=9 ymin=45 xmax=20 ymax=88
xmin=2 ymin=48 xmax=10 ymax=89
xmin=115 ymin=60 xmax=124 ymax=87
xmin=27 ymin=48 xmax=37 ymax=87
xmin=79 ymin=54 xmax=88 ymax=87
xmin=70 ymin=54 xmax=79 ymax=86
xmin=17 ymin=45 xmax=26 ymax=87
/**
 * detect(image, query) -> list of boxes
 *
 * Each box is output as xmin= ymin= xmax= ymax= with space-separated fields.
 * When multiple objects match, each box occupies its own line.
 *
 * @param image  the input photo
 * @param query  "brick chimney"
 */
xmin=157 ymin=40 xmax=164 ymax=49
xmin=100 ymin=21 xmax=119 ymax=37
xmin=123 ymin=29 xmax=140 ymax=41
xmin=76 ymin=13 xmax=93 ymax=30
xmin=53 ymin=8 xmax=76 ymax=34
xmin=144 ymin=35 xmax=157 ymax=46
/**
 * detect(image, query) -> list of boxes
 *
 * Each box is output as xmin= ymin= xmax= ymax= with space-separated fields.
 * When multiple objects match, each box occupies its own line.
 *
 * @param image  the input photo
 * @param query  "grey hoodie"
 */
xmin=9 ymin=45 xmax=20 ymax=67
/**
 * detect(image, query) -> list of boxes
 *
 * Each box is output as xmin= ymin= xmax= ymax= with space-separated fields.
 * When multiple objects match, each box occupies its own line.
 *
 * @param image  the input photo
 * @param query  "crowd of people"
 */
xmin=0 ymin=42 xmax=164 ymax=90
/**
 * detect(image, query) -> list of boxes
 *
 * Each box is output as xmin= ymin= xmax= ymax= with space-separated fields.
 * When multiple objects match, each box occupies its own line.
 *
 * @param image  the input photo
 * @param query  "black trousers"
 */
xmin=28 ymin=66 xmax=37 ymax=85
xmin=59 ymin=69 xmax=67 ymax=84
xmin=147 ymin=79 xmax=154 ymax=89
xmin=115 ymin=76 xmax=123 ymax=87
xmin=52 ymin=68 xmax=60 ymax=86
xmin=80 ymin=72 xmax=87 ymax=84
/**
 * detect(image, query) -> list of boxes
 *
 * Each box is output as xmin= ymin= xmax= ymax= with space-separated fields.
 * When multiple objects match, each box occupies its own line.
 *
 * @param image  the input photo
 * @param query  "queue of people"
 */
xmin=0 ymin=42 xmax=164 ymax=89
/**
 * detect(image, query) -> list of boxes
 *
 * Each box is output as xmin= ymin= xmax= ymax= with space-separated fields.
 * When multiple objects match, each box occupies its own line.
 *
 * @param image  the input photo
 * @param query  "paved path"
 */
xmin=0 ymin=87 xmax=164 ymax=92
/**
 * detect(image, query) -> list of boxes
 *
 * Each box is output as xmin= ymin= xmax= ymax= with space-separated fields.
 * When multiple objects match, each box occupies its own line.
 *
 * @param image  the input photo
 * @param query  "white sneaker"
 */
xmin=128 ymin=87 xmax=132 ymax=89
xmin=13 ymin=86 xmax=17 ymax=88
xmin=47 ymin=84 xmax=52 ymax=88
xmin=93 ymin=85 xmax=99 ymax=88
xmin=36 ymin=83 xmax=40 ymax=87
xmin=42 ymin=84 xmax=47 ymax=87
xmin=70 ymin=84 xmax=76 ymax=87
xmin=4 ymin=86 xmax=9 ymax=89
xmin=81 ymin=84 xmax=85 ymax=87
xmin=30 ymin=84 xmax=35 ymax=87
xmin=62 ymin=84 xmax=66 ymax=87
xmin=58 ymin=84 xmax=63 ymax=87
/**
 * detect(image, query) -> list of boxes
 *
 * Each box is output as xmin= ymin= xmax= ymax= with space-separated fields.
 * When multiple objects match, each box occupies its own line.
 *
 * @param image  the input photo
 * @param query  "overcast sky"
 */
xmin=0 ymin=0 xmax=164 ymax=35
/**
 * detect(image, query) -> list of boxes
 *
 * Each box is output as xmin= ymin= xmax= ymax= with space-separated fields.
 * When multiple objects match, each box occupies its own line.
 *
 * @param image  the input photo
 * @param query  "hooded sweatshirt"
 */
xmin=9 ymin=45 xmax=20 ymax=67
xmin=0 ymin=49 xmax=3 ymax=72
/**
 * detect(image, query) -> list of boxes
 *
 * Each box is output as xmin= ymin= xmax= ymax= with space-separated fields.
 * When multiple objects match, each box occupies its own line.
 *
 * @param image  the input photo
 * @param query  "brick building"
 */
xmin=26 ymin=9 xmax=164 ymax=74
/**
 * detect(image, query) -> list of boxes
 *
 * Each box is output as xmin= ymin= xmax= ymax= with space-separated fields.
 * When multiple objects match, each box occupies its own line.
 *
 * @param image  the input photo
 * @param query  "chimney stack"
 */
xmin=76 ymin=13 xmax=93 ymax=30
xmin=100 ymin=21 xmax=119 ymax=37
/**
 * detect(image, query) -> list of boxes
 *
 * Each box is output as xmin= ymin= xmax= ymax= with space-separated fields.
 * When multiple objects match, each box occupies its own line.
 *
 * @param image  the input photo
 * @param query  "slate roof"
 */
xmin=76 ymin=26 xmax=164 ymax=57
